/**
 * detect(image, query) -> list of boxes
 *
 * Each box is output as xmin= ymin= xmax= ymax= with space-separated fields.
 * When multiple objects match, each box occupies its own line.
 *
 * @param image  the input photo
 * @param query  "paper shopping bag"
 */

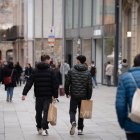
xmin=48 ymin=103 xmax=57 ymax=126
xmin=129 ymin=88 xmax=140 ymax=123
xmin=80 ymin=100 xmax=93 ymax=119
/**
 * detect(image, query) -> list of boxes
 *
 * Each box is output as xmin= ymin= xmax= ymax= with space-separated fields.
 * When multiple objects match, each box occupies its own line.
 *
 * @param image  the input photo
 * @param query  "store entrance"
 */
xmin=92 ymin=39 xmax=102 ymax=84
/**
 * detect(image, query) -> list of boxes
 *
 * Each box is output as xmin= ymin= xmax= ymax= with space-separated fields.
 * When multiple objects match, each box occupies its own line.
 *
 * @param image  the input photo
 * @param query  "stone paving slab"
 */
xmin=0 ymin=84 xmax=126 ymax=140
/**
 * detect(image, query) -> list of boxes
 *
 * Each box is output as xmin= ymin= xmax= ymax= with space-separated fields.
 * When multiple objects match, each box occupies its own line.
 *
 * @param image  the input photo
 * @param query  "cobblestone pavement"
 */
xmin=0 ymin=84 xmax=126 ymax=140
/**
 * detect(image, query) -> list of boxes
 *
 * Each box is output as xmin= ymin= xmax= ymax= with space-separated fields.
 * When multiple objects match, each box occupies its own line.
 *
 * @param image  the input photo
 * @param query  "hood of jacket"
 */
xmin=122 ymin=62 xmax=128 ymax=67
xmin=74 ymin=64 xmax=87 ymax=71
xmin=36 ymin=62 xmax=50 ymax=70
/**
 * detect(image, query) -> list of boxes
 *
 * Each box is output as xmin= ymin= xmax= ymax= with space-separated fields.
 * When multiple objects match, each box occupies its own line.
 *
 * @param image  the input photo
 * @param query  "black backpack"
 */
xmin=90 ymin=66 xmax=96 ymax=76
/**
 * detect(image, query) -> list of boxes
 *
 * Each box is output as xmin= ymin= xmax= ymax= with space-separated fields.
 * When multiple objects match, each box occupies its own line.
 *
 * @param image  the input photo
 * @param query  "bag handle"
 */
xmin=11 ymin=69 xmax=14 ymax=77
xmin=129 ymin=73 xmax=138 ymax=88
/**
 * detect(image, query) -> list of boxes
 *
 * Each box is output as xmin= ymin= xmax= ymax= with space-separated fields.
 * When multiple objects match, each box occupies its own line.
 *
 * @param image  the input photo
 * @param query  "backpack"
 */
xmin=90 ymin=66 xmax=96 ymax=76
xmin=129 ymin=73 xmax=140 ymax=123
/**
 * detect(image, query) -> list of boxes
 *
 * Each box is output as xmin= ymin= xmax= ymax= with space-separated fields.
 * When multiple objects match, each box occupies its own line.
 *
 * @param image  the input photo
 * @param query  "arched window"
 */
xmin=6 ymin=49 xmax=13 ymax=62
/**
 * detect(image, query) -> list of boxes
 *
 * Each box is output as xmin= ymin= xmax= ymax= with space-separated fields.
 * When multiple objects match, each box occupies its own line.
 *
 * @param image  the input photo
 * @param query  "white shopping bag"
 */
xmin=129 ymin=88 xmax=140 ymax=123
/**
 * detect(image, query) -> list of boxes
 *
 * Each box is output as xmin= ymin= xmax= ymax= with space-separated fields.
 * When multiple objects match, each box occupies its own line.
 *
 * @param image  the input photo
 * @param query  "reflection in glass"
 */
xmin=66 ymin=0 xmax=73 ymax=29
xmin=93 ymin=0 xmax=103 ymax=25
xmin=104 ymin=0 xmax=115 ymax=24
xmin=83 ymin=0 xmax=92 ymax=27
xmin=73 ymin=0 xmax=78 ymax=28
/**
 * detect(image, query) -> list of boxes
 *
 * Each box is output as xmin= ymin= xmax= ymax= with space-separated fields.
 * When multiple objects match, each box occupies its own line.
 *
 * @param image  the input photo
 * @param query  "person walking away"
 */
xmin=116 ymin=53 xmax=140 ymax=140
xmin=120 ymin=59 xmax=129 ymax=74
xmin=15 ymin=62 xmax=23 ymax=86
xmin=90 ymin=61 xmax=98 ymax=88
xmin=3 ymin=62 xmax=17 ymax=102
xmin=65 ymin=55 xmax=92 ymax=135
xmin=0 ymin=61 xmax=3 ymax=84
xmin=51 ymin=63 xmax=62 ymax=102
xmin=60 ymin=60 xmax=70 ymax=78
xmin=22 ymin=55 xmax=58 ymax=136
xmin=24 ymin=63 xmax=33 ymax=82
xmin=105 ymin=61 xmax=113 ymax=86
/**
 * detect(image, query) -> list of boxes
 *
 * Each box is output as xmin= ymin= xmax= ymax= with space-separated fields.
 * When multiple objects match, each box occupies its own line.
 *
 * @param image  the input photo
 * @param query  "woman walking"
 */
xmin=3 ymin=62 xmax=17 ymax=102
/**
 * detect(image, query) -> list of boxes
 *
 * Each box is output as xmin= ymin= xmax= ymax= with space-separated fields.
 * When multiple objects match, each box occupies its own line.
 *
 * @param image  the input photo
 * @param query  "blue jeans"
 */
xmin=7 ymin=87 xmax=14 ymax=101
xmin=92 ymin=75 xmax=97 ymax=87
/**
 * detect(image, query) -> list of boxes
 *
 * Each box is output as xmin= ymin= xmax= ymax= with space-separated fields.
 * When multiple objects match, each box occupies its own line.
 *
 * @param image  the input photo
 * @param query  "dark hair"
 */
xmin=122 ymin=59 xmax=127 ymax=63
xmin=107 ymin=61 xmax=110 ymax=64
xmin=134 ymin=54 xmax=140 ymax=67
xmin=41 ymin=55 xmax=50 ymax=62
xmin=76 ymin=55 xmax=86 ymax=64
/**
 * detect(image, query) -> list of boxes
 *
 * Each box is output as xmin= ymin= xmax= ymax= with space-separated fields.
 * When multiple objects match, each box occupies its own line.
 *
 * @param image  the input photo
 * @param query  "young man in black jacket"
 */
xmin=22 ymin=55 xmax=58 ymax=136
xmin=65 ymin=55 xmax=92 ymax=135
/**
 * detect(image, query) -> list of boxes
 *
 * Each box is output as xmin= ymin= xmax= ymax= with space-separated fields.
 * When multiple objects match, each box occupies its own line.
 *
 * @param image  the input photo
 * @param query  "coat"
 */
xmin=22 ymin=62 xmax=58 ymax=98
xmin=116 ymin=67 xmax=140 ymax=132
xmin=2 ymin=66 xmax=17 ymax=88
xmin=65 ymin=64 xmax=92 ymax=100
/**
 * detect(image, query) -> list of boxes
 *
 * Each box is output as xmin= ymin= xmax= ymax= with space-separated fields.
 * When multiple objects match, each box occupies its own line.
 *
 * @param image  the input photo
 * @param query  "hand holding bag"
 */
xmin=48 ymin=103 xmax=57 ymax=125
xmin=80 ymin=100 xmax=93 ymax=119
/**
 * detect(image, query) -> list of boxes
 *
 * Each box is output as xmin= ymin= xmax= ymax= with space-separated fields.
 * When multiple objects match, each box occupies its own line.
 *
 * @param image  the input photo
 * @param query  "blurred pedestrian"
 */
xmin=120 ymin=59 xmax=129 ymax=74
xmin=3 ymin=62 xmax=17 ymax=102
xmin=116 ymin=54 xmax=140 ymax=140
xmin=15 ymin=62 xmax=23 ymax=86
xmin=22 ymin=55 xmax=58 ymax=136
xmin=24 ymin=63 xmax=33 ymax=82
xmin=105 ymin=61 xmax=113 ymax=86
xmin=90 ymin=61 xmax=97 ymax=88
xmin=65 ymin=55 xmax=92 ymax=135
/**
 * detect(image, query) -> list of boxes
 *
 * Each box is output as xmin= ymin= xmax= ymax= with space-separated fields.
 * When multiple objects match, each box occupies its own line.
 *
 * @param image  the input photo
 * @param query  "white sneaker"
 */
xmin=78 ymin=130 xmax=83 ymax=135
xmin=37 ymin=128 xmax=42 ymax=135
xmin=42 ymin=130 xmax=48 ymax=136
xmin=70 ymin=122 xmax=76 ymax=135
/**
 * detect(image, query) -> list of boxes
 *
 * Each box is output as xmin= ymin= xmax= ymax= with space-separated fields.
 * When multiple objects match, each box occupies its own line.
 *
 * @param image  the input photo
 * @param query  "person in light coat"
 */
xmin=105 ymin=61 xmax=113 ymax=86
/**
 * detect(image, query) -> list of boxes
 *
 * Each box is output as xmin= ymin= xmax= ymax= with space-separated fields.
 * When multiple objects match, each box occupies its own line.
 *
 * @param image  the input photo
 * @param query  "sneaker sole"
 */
xmin=70 ymin=126 xmax=76 ymax=135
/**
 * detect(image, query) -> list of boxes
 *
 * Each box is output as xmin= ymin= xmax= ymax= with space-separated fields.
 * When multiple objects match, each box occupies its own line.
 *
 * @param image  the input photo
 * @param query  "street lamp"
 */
xmin=127 ymin=31 xmax=131 ymax=67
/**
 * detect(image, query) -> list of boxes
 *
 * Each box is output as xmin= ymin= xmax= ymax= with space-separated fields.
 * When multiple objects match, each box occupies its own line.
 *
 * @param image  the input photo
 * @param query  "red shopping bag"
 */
xmin=59 ymin=85 xmax=65 ymax=96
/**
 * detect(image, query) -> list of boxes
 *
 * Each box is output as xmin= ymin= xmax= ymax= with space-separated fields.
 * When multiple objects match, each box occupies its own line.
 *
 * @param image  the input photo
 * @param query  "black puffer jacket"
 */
xmin=65 ymin=64 xmax=92 ymax=99
xmin=22 ymin=62 xmax=58 ymax=98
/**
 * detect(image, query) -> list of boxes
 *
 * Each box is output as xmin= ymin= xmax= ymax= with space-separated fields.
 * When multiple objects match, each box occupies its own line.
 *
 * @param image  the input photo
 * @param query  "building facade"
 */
xmin=65 ymin=0 xmax=116 ymax=84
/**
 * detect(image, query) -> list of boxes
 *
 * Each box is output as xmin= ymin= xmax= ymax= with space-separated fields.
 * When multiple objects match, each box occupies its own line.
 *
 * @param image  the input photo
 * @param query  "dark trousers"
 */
xmin=106 ymin=75 xmax=111 ymax=86
xmin=69 ymin=98 xmax=84 ymax=130
xmin=126 ymin=133 xmax=140 ymax=140
xmin=35 ymin=97 xmax=52 ymax=130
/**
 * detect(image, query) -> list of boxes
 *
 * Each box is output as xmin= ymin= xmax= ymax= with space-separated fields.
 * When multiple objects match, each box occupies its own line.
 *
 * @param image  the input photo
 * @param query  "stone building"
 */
xmin=122 ymin=0 xmax=140 ymax=66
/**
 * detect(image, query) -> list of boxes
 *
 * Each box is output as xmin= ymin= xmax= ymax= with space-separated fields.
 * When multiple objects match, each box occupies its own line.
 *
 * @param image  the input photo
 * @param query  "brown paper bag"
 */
xmin=48 ymin=103 xmax=57 ymax=126
xmin=80 ymin=100 xmax=93 ymax=119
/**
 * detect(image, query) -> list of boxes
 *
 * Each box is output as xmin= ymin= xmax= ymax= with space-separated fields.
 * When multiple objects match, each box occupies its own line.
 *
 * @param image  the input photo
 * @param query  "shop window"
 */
xmin=93 ymin=0 xmax=103 ymax=25
xmin=82 ymin=0 xmax=92 ymax=27
xmin=104 ymin=0 xmax=115 ymax=24
xmin=66 ymin=0 xmax=73 ymax=29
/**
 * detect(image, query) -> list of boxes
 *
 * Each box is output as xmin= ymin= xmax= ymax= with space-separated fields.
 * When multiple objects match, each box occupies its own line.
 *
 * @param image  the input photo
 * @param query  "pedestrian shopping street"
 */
xmin=0 ymin=84 xmax=126 ymax=140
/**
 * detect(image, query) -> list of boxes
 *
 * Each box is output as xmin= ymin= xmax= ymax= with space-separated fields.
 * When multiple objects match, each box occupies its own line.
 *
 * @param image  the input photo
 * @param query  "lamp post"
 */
xmin=114 ymin=0 xmax=121 ymax=86
xmin=127 ymin=31 xmax=131 ymax=67
xmin=62 ymin=0 xmax=66 ymax=86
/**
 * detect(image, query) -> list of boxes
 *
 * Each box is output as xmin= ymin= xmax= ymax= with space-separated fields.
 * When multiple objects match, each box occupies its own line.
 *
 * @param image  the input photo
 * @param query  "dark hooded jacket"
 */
xmin=22 ymin=62 xmax=58 ymax=98
xmin=65 ymin=64 xmax=92 ymax=99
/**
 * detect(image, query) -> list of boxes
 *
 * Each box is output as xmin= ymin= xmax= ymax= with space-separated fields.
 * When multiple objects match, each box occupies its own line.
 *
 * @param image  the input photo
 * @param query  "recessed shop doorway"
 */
xmin=66 ymin=40 xmax=73 ymax=67
xmin=92 ymin=39 xmax=102 ymax=84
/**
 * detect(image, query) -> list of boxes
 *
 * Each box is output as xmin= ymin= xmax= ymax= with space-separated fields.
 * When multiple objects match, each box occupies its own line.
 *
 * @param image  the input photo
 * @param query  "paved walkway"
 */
xmin=0 ymin=84 xmax=126 ymax=140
